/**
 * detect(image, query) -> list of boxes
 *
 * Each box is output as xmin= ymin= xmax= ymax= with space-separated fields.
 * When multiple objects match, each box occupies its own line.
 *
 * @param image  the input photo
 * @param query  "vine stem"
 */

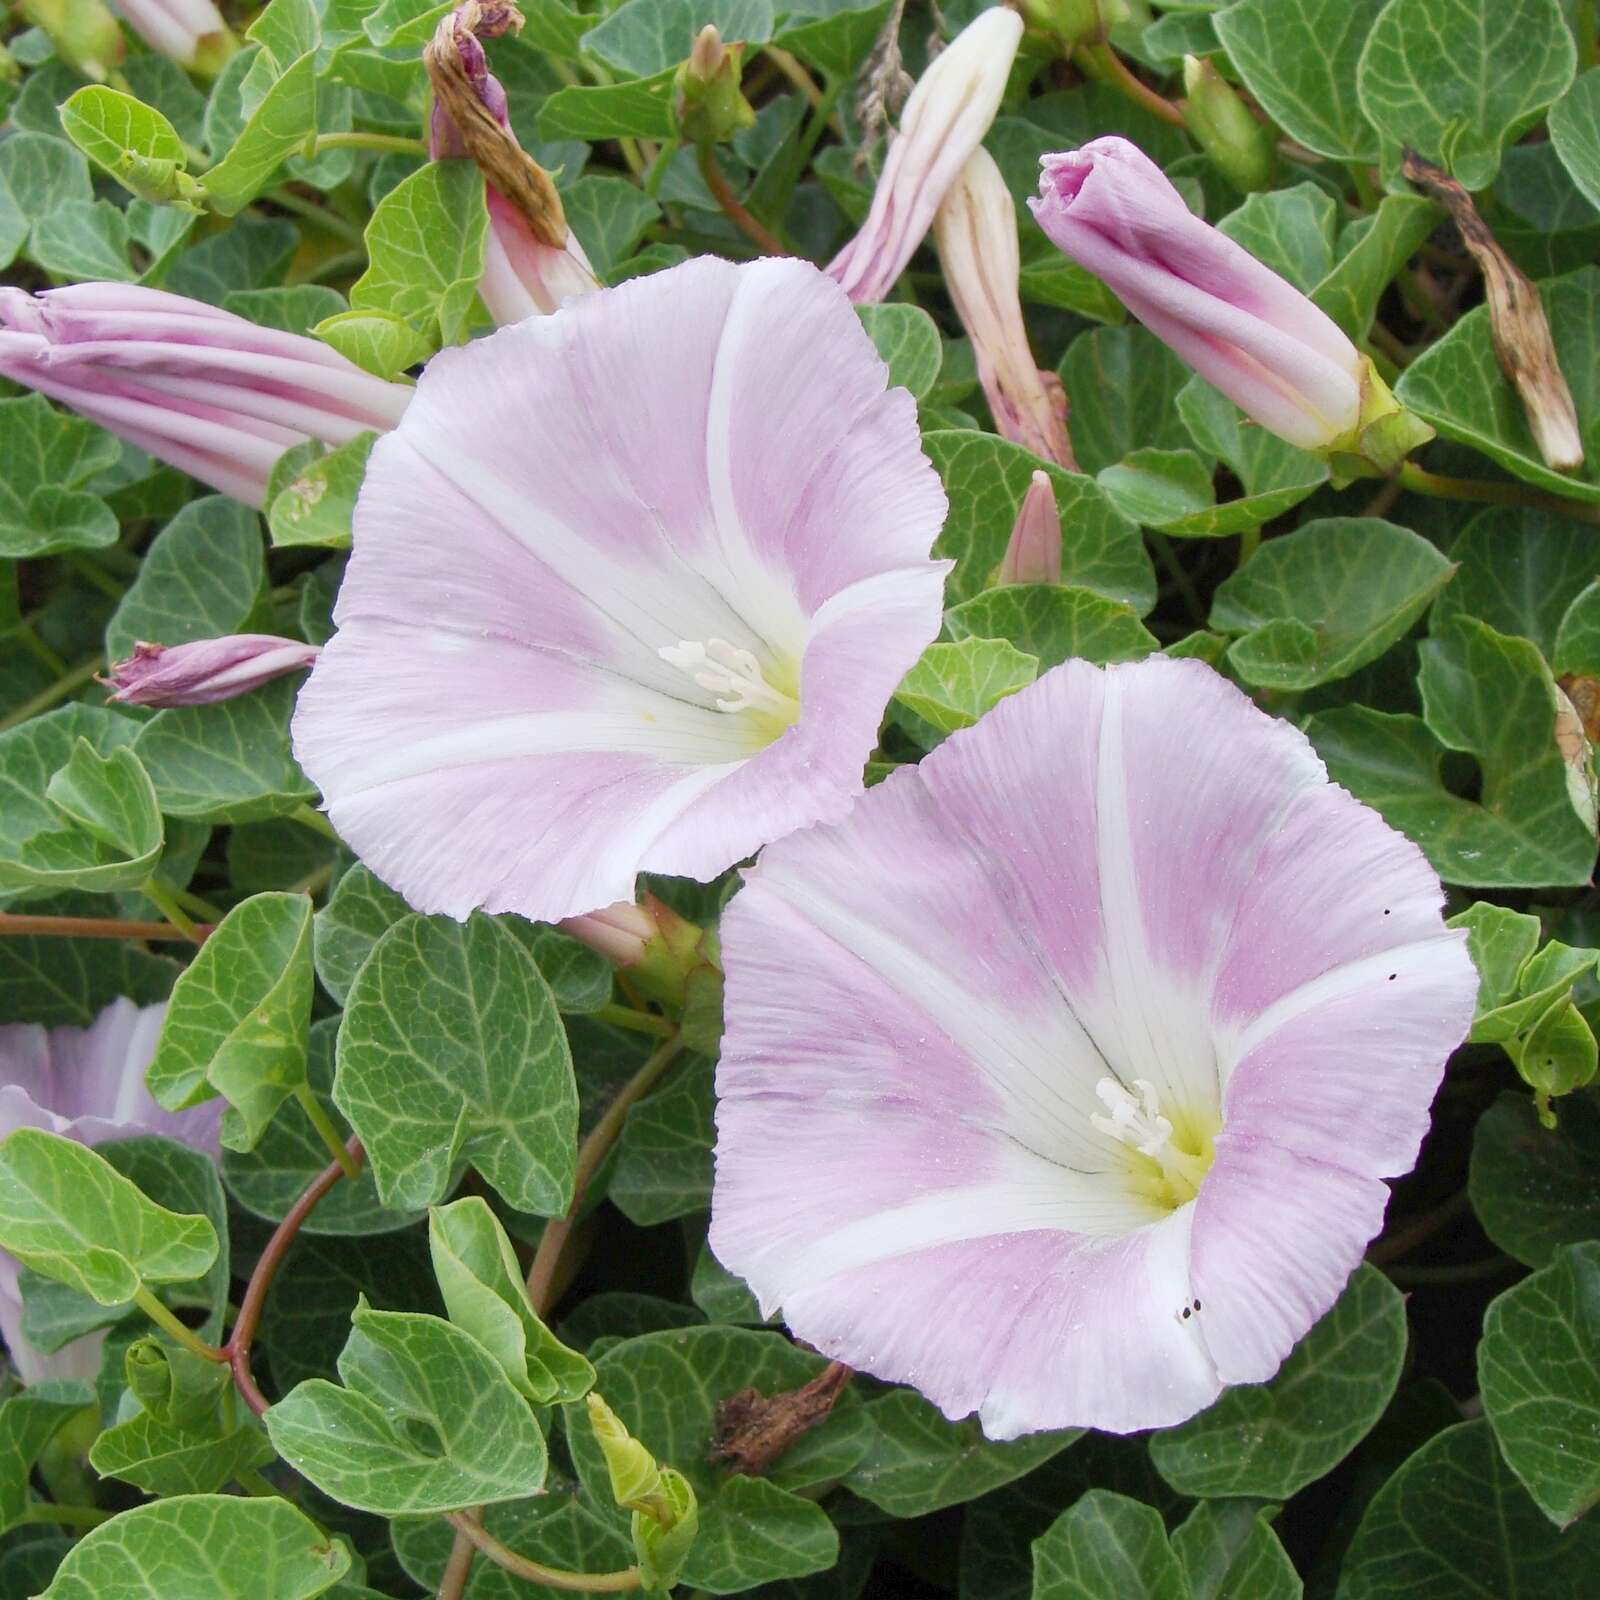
xmin=445 ymin=1512 xmax=642 ymax=1592
xmin=1074 ymin=41 xmax=1186 ymax=128
xmin=0 ymin=911 xmax=212 ymax=943
xmin=301 ymin=130 xmax=428 ymax=159
xmin=140 ymin=877 xmax=203 ymax=943
xmin=1397 ymin=462 xmax=1600 ymax=525
xmin=0 ymin=656 xmax=105 ymax=735
xmin=14 ymin=1501 xmax=115 ymax=1530
xmin=696 ymin=143 xmax=789 ymax=255
xmin=132 ymin=1286 xmax=225 ymax=1363
xmin=227 ymin=1138 xmax=363 ymax=1417
xmin=291 ymin=1084 xmax=362 ymax=1180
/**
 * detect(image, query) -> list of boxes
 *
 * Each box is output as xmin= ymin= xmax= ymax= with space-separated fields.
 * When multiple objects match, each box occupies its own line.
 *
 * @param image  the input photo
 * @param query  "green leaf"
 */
xmin=608 ymin=1053 xmax=715 ymax=1225
xmin=1175 ymin=379 xmax=1329 ymax=531
xmin=223 ymin=284 xmax=348 ymax=334
xmin=1397 ymin=265 xmax=1600 ymax=503
xmin=133 ymin=677 xmax=317 ymax=823
xmin=313 ymin=864 xmax=411 ymax=1005
xmin=1312 ymin=195 xmax=1438 ymax=340
xmin=1308 ymin=616 xmax=1599 ymax=887
xmin=36 ymin=1494 xmax=351 ymax=1598
xmin=59 ymin=86 xmax=195 ymax=206
xmin=0 ymin=392 xmax=120 ymax=559
xmin=537 ymin=72 xmax=679 ymax=141
xmin=145 ymin=891 xmax=315 ymax=1152
xmin=846 ymin=1390 xmax=1076 ymax=1517
xmin=582 ymin=0 xmax=774 ymax=77
xmin=1217 ymin=183 xmax=1337 ymax=292
xmin=1555 ymin=579 xmax=1600 ymax=673
xmin=1336 ymin=1419 xmax=1600 ymax=1599
xmin=566 ymin=1326 xmax=865 ymax=1592
xmin=924 ymin=430 xmax=1154 ymax=610
xmin=266 ymin=1303 xmax=549 ymax=1514
xmin=1057 ymin=326 xmax=1198 ymax=476
xmin=1479 ymin=1241 xmax=1600 ymax=1527
xmin=894 ymin=638 xmax=1039 ymax=734
xmin=857 ymin=303 xmax=942 ymax=400
xmin=561 ymin=172 xmax=661 ymax=278
xmin=428 ymin=1196 xmax=595 ymax=1403
xmin=0 ymin=131 xmax=92 ymax=238
xmin=1356 ymin=0 xmax=1574 ymax=190
xmin=1030 ymin=1489 xmax=1185 ymax=1600
xmin=1209 ymin=517 xmax=1454 ymax=690
xmin=334 ymin=913 xmax=578 ymax=1214
xmin=106 ymin=497 xmax=269 ymax=661
xmin=1172 ymin=1500 xmax=1302 ymax=1600
xmin=1471 ymin=1090 xmax=1600 ymax=1267
xmin=203 ymin=52 xmax=320 ymax=215
xmin=350 ymin=161 xmax=489 ymax=348
xmin=585 ymin=1391 xmax=700 ymax=1590
xmin=1149 ymin=1265 xmax=1406 ymax=1499
xmin=89 ymin=1409 xmax=276 ymax=1497
xmin=313 ymin=308 xmax=432 ymax=381
xmin=0 ymin=1381 xmax=95 ymax=1536
xmin=772 ymin=0 xmax=891 ymax=78
xmin=946 ymin=586 xmax=1158 ymax=671
xmin=1550 ymin=67 xmax=1600 ymax=211
xmin=29 ymin=199 xmax=140 ymax=282
xmin=266 ymin=431 xmax=379 ymax=550
xmin=0 ymin=1128 xmax=217 ymax=1305
xmin=1216 ymin=0 xmax=1385 ymax=161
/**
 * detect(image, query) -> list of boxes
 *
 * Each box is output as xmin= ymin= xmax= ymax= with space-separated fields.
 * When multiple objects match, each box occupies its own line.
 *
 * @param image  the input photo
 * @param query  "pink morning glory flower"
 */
xmin=710 ymin=656 xmax=1477 ymax=1438
xmin=292 ymin=256 xmax=949 ymax=924
xmin=1030 ymin=137 xmax=1367 ymax=452
xmin=0 ymin=284 xmax=413 ymax=507
xmin=0 ymin=1000 xmax=223 ymax=1386
xmin=104 ymin=635 xmax=321 ymax=708
xmin=827 ymin=7 xmax=1024 ymax=305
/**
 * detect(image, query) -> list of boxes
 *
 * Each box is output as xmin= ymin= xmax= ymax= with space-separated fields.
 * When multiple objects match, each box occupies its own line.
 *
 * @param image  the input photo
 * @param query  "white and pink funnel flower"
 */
xmin=710 ymin=656 xmax=1477 ymax=1438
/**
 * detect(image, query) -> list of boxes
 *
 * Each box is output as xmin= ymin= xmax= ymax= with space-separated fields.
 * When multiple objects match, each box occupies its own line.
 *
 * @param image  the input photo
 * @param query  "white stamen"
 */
xmin=659 ymin=637 xmax=798 ymax=718
xmin=1090 ymin=1076 xmax=1174 ymax=1159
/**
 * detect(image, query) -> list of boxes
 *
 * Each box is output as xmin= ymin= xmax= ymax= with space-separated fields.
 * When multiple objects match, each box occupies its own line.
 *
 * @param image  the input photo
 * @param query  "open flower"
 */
xmin=293 ymin=256 xmax=949 ymax=924
xmin=710 ymin=656 xmax=1476 ymax=1438
xmin=105 ymin=635 xmax=320 ymax=708
xmin=827 ymin=7 xmax=1024 ymax=304
xmin=0 ymin=999 xmax=223 ymax=1386
xmin=0 ymin=284 xmax=413 ymax=507
xmin=1031 ymin=137 xmax=1367 ymax=452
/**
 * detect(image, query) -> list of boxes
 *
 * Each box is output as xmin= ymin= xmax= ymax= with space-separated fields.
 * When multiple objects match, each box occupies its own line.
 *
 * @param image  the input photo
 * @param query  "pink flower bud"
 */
xmin=106 ymin=0 xmax=237 ymax=72
xmin=935 ymin=147 xmax=1076 ymax=469
xmin=996 ymin=471 xmax=1062 ymax=586
xmin=827 ymin=8 xmax=1024 ymax=305
xmin=0 ymin=284 xmax=413 ymax=507
xmin=559 ymin=899 xmax=660 ymax=967
xmin=1031 ymin=137 xmax=1366 ymax=452
xmin=104 ymin=635 xmax=320 ymax=708
xmin=559 ymin=893 xmax=716 ymax=1008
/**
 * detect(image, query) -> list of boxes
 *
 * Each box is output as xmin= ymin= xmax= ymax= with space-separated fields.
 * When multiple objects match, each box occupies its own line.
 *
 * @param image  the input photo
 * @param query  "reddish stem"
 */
xmin=0 ymin=912 xmax=215 ymax=943
xmin=696 ymin=143 xmax=789 ymax=255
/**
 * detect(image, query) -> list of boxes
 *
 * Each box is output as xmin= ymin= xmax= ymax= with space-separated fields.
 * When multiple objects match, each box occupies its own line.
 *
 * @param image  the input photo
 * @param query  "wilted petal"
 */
xmin=711 ymin=657 xmax=1477 ymax=1437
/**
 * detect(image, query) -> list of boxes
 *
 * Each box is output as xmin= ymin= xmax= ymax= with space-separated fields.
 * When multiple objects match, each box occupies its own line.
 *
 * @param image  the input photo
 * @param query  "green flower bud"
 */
xmin=1180 ymin=54 xmax=1278 ymax=194
xmin=20 ymin=0 xmax=126 ymax=81
xmin=586 ymin=1393 xmax=700 ymax=1592
xmin=1020 ymin=0 xmax=1129 ymax=50
xmin=673 ymin=24 xmax=756 ymax=145
xmin=116 ymin=151 xmax=207 ymax=212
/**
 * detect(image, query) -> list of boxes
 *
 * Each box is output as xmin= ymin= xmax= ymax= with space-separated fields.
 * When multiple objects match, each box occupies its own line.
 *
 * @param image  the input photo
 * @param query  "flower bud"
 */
xmin=1181 ymin=54 xmax=1277 ymax=194
xmin=995 ymin=471 xmax=1062 ymax=586
xmin=106 ymin=0 xmax=238 ymax=74
xmin=1020 ymin=0 xmax=1128 ymax=49
xmin=560 ymin=893 xmax=717 ymax=1010
xmin=674 ymin=25 xmax=757 ymax=144
xmin=21 ymin=0 xmax=125 ymax=81
xmin=934 ymin=147 xmax=1076 ymax=469
xmin=828 ymin=7 xmax=1025 ymax=304
xmin=104 ymin=635 xmax=320 ymax=708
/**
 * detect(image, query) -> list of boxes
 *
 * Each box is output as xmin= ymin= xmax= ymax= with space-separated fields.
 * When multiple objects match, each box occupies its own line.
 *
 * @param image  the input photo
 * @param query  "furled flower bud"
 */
xmin=827 ymin=7 xmax=1025 ymax=304
xmin=104 ymin=635 xmax=321 ymax=708
xmin=426 ymin=0 xmax=599 ymax=324
xmin=0 ymin=283 xmax=413 ymax=507
xmin=560 ymin=893 xmax=718 ymax=1010
xmin=674 ymin=25 xmax=756 ymax=144
xmin=106 ymin=0 xmax=238 ymax=74
xmin=1180 ymin=54 xmax=1277 ymax=194
xmin=934 ymin=147 xmax=1076 ymax=469
xmin=1020 ymin=0 xmax=1128 ymax=49
xmin=20 ymin=0 xmax=125 ymax=81
xmin=1402 ymin=150 xmax=1584 ymax=473
xmin=995 ymin=471 xmax=1062 ymax=586
xmin=1032 ymin=137 xmax=1433 ymax=472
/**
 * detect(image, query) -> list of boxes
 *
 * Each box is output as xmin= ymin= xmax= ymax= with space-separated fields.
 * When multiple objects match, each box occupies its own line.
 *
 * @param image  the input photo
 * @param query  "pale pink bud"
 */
xmin=934 ymin=147 xmax=1076 ymax=469
xmin=104 ymin=635 xmax=320 ymax=707
xmin=1031 ymin=137 xmax=1366 ymax=451
xmin=828 ymin=7 xmax=1024 ymax=304
xmin=559 ymin=899 xmax=659 ymax=967
xmin=559 ymin=893 xmax=715 ymax=1008
xmin=0 ymin=284 xmax=413 ymax=507
xmin=997 ymin=471 xmax=1061 ymax=586
xmin=107 ymin=0 xmax=236 ymax=72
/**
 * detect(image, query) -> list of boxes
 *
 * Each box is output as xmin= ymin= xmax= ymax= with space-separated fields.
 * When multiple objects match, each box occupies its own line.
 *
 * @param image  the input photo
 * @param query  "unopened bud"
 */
xmin=103 ymin=635 xmax=320 ymax=708
xmin=995 ymin=472 xmax=1063 ymax=587
xmin=559 ymin=893 xmax=719 ymax=1010
xmin=21 ymin=0 xmax=126 ymax=80
xmin=1022 ymin=0 xmax=1128 ymax=49
xmin=116 ymin=152 xmax=206 ymax=211
xmin=674 ymin=25 xmax=756 ymax=144
xmin=1181 ymin=55 xmax=1277 ymax=194
xmin=1402 ymin=149 xmax=1584 ymax=474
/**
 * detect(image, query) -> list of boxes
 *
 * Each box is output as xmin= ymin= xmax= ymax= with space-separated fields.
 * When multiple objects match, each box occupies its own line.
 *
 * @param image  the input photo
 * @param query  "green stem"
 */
xmin=0 ymin=655 xmax=105 ymax=735
xmin=644 ymin=137 xmax=681 ymax=199
xmin=173 ymin=885 xmax=228 ymax=923
xmin=141 ymin=878 xmax=202 ymax=943
xmin=1236 ymin=525 xmax=1261 ymax=567
xmin=132 ymin=1286 xmax=226 ymax=1363
xmin=1347 ymin=161 xmax=1380 ymax=210
xmin=444 ymin=1512 xmax=642 ymax=1592
xmin=289 ymin=803 xmax=340 ymax=843
xmin=1579 ymin=0 xmax=1598 ymax=68
xmin=1397 ymin=462 xmax=1600 ymax=526
xmin=267 ymin=186 xmax=365 ymax=247
xmin=593 ymin=1002 xmax=678 ymax=1039
xmin=14 ymin=1501 xmax=115 ymax=1530
xmin=235 ymin=1466 xmax=281 ymax=1497
xmin=65 ymin=554 xmax=126 ymax=602
xmin=15 ymin=622 xmax=67 ymax=678
xmin=293 ymin=1084 xmax=361 ymax=1180
xmin=1148 ymin=534 xmax=1207 ymax=627
xmin=302 ymin=130 xmax=428 ymax=159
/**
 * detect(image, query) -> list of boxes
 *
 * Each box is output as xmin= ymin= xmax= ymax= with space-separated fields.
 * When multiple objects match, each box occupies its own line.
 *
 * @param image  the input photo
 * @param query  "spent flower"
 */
xmin=104 ymin=635 xmax=321 ymax=709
